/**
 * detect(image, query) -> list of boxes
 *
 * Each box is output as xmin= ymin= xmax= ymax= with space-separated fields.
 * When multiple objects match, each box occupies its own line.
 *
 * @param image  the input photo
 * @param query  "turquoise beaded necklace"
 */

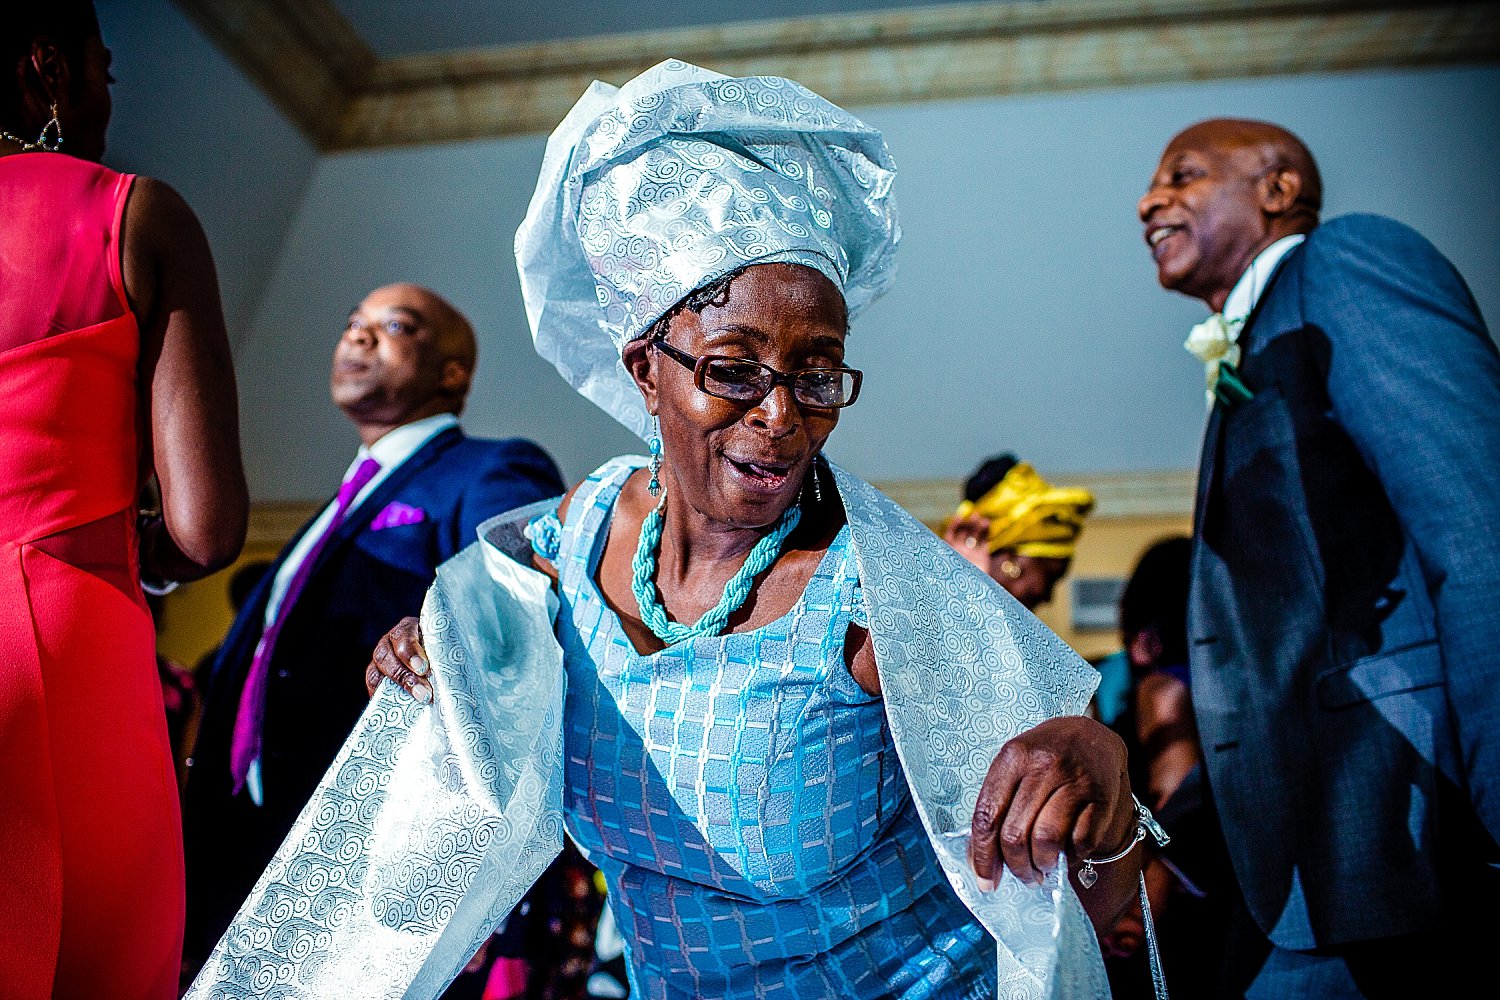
xmin=631 ymin=490 xmax=802 ymax=644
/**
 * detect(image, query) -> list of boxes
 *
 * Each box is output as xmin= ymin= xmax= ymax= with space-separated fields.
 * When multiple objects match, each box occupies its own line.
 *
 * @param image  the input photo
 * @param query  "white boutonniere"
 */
xmin=1184 ymin=313 xmax=1250 ymax=406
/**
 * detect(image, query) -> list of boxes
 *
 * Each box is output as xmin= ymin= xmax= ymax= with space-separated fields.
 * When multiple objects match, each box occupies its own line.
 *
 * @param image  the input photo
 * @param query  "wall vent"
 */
xmin=1072 ymin=577 xmax=1126 ymax=632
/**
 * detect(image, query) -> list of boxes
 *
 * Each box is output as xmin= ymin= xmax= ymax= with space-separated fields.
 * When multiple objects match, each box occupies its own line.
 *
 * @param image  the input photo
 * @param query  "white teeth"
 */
xmin=1149 ymin=226 xmax=1179 ymax=247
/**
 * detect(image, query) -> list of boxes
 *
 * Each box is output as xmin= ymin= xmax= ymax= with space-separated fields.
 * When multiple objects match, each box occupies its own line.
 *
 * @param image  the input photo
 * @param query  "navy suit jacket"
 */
xmin=1188 ymin=215 xmax=1500 ymax=949
xmin=183 ymin=426 xmax=563 ymax=961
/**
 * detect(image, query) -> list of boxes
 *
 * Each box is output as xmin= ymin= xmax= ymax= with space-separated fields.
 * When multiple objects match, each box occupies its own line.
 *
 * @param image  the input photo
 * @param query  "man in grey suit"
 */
xmin=1137 ymin=118 xmax=1500 ymax=996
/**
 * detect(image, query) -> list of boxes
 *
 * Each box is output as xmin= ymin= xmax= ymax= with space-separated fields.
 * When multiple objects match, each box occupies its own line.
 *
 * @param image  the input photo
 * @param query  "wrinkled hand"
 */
xmin=969 ymin=715 xmax=1134 ymax=889
xmin=364 ymin=616 xmax=433 ymax=704
xmin=943 ymin=514 xmax=992 ymax=572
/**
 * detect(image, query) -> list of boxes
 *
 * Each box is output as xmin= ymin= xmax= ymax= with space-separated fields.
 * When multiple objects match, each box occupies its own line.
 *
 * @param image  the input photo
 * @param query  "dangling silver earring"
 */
xmin=647 ymin=417 xmax=662 ymax=497
xmin=802 ymin=455 xmax=825 ymax=508
xmin=2 ymin=102 xmax=62 ymax=153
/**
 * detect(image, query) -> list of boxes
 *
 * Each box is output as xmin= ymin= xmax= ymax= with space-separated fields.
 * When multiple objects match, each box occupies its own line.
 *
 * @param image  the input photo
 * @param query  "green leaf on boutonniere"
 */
xmin=1214 ymin=363 xmax=1256 ymax=408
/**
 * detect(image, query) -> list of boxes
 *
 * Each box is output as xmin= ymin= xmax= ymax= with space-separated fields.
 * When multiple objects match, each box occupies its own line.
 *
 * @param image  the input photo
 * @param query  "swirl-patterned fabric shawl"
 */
xmin=184 ymin=538 xmax=566 ymax=999
xmin=185 ymin=470 xmax=1106 ymax=999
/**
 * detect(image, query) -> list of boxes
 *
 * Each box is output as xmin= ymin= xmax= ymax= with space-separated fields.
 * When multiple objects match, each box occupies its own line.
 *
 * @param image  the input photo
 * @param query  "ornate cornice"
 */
xmin=173 ymin=0 xmax=1499 ymax=151
xmin=171 ymin=0 xmax=374 ymax=148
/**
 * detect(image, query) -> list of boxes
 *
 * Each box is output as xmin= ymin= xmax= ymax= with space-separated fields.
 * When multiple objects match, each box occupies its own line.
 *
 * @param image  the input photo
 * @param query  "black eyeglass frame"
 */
xmin=651 ymin=335 xmax=864 ymax=409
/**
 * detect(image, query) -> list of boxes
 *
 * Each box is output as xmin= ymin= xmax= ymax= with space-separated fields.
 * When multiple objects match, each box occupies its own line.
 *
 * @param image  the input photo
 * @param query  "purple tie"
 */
xmin=229 ymin=456 xmax=381 ymax=793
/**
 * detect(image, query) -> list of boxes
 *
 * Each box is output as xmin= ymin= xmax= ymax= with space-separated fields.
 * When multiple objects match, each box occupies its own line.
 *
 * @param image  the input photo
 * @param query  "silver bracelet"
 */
xmin=1078 ymin=794 xmax=1169 ymax=888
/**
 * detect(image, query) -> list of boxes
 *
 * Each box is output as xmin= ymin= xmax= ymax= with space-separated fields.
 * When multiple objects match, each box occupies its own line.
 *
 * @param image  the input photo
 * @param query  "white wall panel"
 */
xmin=223 ymin=64 xmax=1498 ymax=498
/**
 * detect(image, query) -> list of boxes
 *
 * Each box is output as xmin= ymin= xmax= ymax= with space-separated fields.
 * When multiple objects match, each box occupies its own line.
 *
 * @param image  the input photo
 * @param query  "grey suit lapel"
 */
xmin=1194 ymin=241 xmax=1306 ymax=531
xmin=1235 ymin=239 xmax=1304 ymax=364
xmin=1193 ymin=403 xmax=1222 ymax=541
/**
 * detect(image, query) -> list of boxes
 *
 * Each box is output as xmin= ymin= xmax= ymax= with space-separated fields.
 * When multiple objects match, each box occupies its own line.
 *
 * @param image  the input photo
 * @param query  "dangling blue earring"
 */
xmin=648 ymin=417 xmax=662 ymax=497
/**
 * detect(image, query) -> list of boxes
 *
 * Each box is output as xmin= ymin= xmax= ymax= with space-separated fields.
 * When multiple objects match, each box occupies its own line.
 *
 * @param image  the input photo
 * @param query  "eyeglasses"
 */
xmin=652 ymin=336 xmax=863 ymax=409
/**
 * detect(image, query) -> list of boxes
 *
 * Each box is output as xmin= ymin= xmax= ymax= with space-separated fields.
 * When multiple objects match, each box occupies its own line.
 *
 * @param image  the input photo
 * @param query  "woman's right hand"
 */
xmin=364 ymin=616 xmax=433 ymax=703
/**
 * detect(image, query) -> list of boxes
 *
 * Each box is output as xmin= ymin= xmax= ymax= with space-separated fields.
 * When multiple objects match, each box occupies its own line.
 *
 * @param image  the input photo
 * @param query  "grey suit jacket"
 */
xmin=1188 ymin=214 xmax=1500 ymax=948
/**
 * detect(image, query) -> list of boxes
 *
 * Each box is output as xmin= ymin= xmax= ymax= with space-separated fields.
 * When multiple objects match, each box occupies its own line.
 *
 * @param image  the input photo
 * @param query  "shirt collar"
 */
xmin=1222 ymin=233 xmax=1306 ymax=325
xmin=349 ymin=412 xmax=459 ymax=478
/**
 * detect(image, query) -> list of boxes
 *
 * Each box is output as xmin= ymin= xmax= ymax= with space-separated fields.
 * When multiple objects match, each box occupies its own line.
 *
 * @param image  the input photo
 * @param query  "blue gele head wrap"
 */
xmin=515 ymin=58 xmax=901 ymax=440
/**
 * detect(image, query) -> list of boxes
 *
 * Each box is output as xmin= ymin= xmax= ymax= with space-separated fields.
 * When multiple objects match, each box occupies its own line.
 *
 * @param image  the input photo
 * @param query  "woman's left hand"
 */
xmin=968 ymin=715 xmax=1135 ymax=891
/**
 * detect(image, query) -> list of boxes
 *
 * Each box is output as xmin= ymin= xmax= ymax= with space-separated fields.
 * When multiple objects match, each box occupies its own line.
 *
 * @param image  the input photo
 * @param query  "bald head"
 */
xmin=1169 ymin=118 xmax=1322 ymax=222
xmin=331 ymin=282 xmax=480 ymax=445
xmin=1139 ymin=118 xmax=1322 ymax=310
xmin=384 ymin=282 xmax=477 ymax=373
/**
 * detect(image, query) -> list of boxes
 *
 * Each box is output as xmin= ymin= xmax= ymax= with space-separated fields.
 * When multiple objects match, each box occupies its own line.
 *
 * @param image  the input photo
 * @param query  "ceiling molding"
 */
xmin=175 ymin=0 xmax=1499 ymax=151
xmin=172 ymin=0 xmax=375 ymax=147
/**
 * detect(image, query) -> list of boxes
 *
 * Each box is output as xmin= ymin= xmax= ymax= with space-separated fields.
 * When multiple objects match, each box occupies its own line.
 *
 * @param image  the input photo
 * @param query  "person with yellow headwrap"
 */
xmin=944 ymin=454 xmax=1095 ymax=610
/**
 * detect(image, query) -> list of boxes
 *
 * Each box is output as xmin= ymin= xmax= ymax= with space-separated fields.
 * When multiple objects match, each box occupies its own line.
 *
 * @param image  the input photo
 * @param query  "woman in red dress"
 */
xmin=0 ymin=5 xmax=247 ymax=997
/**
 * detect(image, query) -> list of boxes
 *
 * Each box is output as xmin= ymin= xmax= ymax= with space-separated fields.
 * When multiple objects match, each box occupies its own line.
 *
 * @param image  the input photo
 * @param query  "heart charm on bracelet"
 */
xmin=1077 ymin=795 xmax=1169 ymax=889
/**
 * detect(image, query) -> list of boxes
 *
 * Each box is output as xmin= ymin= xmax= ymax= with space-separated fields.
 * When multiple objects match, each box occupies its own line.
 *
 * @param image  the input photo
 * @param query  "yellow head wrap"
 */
xmin=951 ymin=462 xmax=1095 ymax=559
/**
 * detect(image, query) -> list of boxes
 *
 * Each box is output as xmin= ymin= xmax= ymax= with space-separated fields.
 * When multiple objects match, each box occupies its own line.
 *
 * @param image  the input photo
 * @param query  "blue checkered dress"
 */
xmin=550 ymin=459 xmax=992 ymax=999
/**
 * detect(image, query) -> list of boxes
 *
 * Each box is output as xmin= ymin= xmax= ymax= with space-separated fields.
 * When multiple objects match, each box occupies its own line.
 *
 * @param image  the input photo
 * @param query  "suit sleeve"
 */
xmin=452 ymin=440 xmax=566 ymax=556
xmin=1303 ymin=217 xmax=1500 ymax=840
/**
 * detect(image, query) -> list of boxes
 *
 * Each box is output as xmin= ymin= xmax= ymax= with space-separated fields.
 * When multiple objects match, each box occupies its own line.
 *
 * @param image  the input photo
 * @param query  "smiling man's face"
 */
xmin=1138 ymin=122 xmax=1280 ymax=312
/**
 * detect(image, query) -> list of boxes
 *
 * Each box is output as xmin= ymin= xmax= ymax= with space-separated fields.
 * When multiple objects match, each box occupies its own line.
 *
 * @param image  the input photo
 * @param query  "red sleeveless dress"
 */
xmin=0 ymin=153 xmax=184 ymax=999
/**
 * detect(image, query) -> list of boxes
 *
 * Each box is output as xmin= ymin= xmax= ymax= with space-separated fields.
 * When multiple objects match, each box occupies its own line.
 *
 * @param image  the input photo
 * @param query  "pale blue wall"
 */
xmin=86 ymin=2 xmax=1498 ymax=499
xmin=233 ymin=135 xmax=609 ymax=499
xmin=95 ymin=0 xmax=318 ymax=344
xmin=840 ymin=65 xmax=1500 ymax=484
xmin=235 ymin=64 xmax=1500 ymax=499
xmin=334 ymin=0 xmax=1009 ymax=55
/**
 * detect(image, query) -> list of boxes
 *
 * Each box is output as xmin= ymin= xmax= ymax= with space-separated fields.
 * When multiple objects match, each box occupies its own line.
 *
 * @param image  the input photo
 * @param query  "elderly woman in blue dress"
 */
xmin=187 ymin=62 xmax=1160 ymax=1000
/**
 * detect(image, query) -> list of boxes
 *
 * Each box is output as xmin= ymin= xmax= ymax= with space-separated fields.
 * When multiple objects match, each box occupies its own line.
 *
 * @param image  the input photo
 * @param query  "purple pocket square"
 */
xmin=370 ymin=501 xmax=426 ymax=531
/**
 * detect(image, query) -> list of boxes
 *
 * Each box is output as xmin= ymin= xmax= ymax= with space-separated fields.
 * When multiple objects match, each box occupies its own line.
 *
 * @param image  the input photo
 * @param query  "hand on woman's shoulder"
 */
xmin=531 ymin=478 xmax=586 ymax=582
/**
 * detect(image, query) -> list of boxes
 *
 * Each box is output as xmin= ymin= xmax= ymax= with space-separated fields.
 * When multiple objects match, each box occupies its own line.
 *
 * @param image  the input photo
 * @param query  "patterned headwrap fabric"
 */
xmin=514 ymin=59 xmax=900 ymax=441
xmin=953 ymin=462 xmax=1095 ymax=559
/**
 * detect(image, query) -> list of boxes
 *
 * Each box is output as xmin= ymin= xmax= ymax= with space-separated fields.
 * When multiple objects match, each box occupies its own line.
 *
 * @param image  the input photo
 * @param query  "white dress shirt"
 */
xmin=1223 ymin=233 xmax=1306 ymax=325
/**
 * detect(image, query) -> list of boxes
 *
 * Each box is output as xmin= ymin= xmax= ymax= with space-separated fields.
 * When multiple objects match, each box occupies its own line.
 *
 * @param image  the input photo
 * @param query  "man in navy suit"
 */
xmin=1138 ymin=119 xmax=1500 ymax=996
xmin=183 ymin=283 xmax=564 ymax=973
